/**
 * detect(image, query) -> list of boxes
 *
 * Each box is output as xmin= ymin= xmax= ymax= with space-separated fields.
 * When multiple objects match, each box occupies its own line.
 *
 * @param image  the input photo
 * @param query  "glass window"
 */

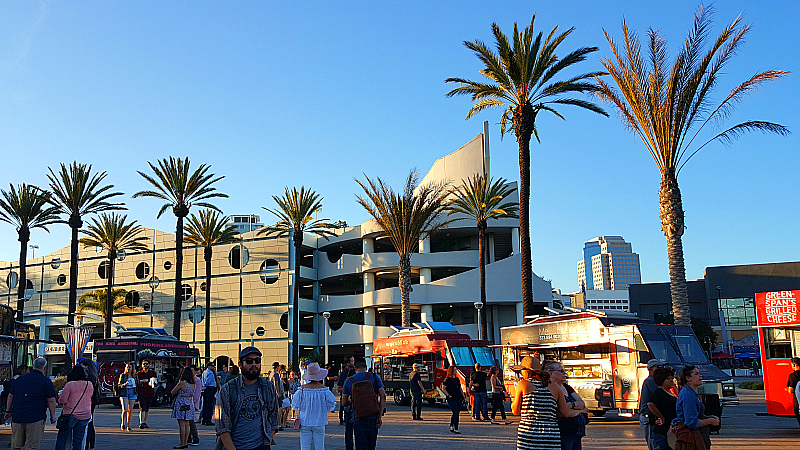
xmin=472 ymin=347 xmax=496 ymax=367
xmin=674 ymin=335 xmax=708 ymax=363
xmin=641 ymin=332 xmax=681 ymax=363
xmin=450 ymin=347 xmax=475 ymax=367
xmin=615 ymin=339 xmax=630 ymax=365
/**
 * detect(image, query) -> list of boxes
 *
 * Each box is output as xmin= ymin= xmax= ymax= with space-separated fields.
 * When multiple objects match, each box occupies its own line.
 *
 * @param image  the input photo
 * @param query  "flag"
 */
xmin=61 ymin=326 xmax=95 ymax=365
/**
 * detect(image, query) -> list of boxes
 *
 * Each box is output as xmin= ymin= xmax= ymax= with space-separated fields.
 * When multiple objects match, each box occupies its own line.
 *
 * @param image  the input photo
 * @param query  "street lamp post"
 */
xmin=148 ymin=276 xmax=160 ymax=328
xmin=474 ymin=302 xmax=484 ymax=341
xmin=250 ymin=331 xmax=255 ymax=347
xmin=322 ymin=312 xmax=330 ymax=365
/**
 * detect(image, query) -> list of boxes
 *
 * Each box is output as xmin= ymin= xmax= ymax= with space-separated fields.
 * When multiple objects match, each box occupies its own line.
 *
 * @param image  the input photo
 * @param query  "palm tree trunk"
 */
xmin=105 ymin=255 xmax=116 ymax=338
xmin=173 ymin=215 xmax=185 ymax=339
xmin=514 ymin=105 xmax=535 ymax=320
xmin=292 ymin=233 xmax=303 ymax=370
xmin=15 ymin=228 xmax=30 ymax=322
xmin=660 ymin=173 xmax=690 ymax=327
xmin=204 ymin=246 xmax=212 ymax=361
xmin=67 ymin=217 xmax=81 ymax=326
xmin=398 ymin=253 xmax=413 ymax=327
xmin=478 ymin=223 xmax=487 ymax=340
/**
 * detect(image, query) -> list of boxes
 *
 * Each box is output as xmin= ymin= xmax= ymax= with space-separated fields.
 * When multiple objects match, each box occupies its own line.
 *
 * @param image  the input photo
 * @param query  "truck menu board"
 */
xmin=756 ymin=291 xmax=800 ymax=326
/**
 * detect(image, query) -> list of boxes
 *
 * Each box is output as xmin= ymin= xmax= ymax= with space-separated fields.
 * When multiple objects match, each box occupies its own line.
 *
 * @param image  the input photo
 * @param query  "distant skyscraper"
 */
xmin=577 ymin=236 xmax=641 ymax=290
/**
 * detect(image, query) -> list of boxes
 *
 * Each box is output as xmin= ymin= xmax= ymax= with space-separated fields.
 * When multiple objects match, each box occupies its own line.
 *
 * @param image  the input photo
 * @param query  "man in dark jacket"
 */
xmin=787 ymin=357 xmax=800 ymax=427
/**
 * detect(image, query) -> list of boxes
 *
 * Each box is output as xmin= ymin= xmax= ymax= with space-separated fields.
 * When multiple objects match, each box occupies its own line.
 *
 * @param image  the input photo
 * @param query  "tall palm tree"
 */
xmin=133 ymin=157 xmax=227 ymax=339
xmin=184 ymin=209 xmax=239 ymax=361
xmin=447 ymin=174 xmax=518 ymax=339
xmin=447 ymin=15 xmax=607 ymax=319
xmin=595 ymin=6 xmax=789 ymax=326
xmin=0 ymin=184 xmax=60 ymax=321
xmin=258 ymin=187 xmax=336 ymax=369
xmin=356 ymin=171 xmax=451 ymax=328
xmin=78 ymin=288 xmax=129 ymax=318
xmin=47 ymin=162 xmax=125 ymax=326
xmin=79 ymin=213 xmax=149 ymax=338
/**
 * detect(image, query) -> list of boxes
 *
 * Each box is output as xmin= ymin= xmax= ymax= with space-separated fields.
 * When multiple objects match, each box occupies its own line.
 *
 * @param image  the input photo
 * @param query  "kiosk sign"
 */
xmin=755 ymin=290 xmax=800 ymax=326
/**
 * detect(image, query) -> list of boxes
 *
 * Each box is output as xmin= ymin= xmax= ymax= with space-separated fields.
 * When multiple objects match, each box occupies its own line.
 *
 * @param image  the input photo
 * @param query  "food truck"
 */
xmin=372 ymin=322 xmax=494 ymax=406
xmin=0 ymin=305 xmax=40 ymax=414
xmin=94 ymin=330 xmax=200 ymax=406
xmin=755 ymin=290 xmax=800 ymax=415
xmin=500 ymin=310 xmax=737 ymax=416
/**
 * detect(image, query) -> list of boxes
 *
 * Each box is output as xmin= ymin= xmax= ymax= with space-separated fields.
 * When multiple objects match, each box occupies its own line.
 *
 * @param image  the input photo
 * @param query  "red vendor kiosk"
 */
xmin=756 ymin=290 xmax=800 ymax=415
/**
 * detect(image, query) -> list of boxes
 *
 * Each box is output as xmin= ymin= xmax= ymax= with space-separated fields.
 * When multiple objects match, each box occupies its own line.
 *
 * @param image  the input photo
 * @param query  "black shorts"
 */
xmin=139 ymin=396 xmax=154 ymax=412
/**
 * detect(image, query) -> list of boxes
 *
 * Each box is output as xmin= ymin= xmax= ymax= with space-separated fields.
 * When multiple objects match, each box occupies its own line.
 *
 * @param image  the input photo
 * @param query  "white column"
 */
xmin=511 ymin=228 xmax=520 ymax=255
xmin=418 ymin=236 xmax=430 ymax=253
xmin=516 ymin=301 xmax=524 ymax=326
xmin=488 ymin=233 xmax=496 ymax=263
xmin=364 ymin=306 xmax=376 ymax=368
xmin=363 ymin=237 xmax=374 ymax=254
xmin=419 ymin=268 xmax=431 ymax=285
xmin=420 ymin=304 xmax=433 ymax=323
xmin=363 ymin=272 xmax=375 ymax=293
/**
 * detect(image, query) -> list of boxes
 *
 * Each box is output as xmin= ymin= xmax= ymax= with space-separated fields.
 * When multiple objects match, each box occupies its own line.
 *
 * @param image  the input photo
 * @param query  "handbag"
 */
xmin=57 ymin=381 xmax=89 ymax=430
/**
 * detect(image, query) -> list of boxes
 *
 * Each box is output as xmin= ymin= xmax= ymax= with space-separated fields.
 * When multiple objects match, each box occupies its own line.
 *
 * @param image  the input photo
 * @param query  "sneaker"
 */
xmin=490 ymin=420 xmax=499 ymax=424
xmin=142 ymin=423 xmax=150 ymax=429
xmin=121 ymin=424 xmax=125 ymax=430
xmin=139 ymin=424 xmax=146 ymax=429
xmin=449 ymin=426 xmax=454 ymax=433
xmin=189 ymin=440 xmax=200 ymax=447
xmin=504 ymin=420 xmax=513 ymax=425
xmin=454 ymin=430 xmax=461 ymax=434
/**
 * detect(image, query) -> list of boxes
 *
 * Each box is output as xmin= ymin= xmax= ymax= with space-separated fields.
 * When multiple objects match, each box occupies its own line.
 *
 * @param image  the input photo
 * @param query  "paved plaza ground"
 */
xmin=1 ymin=378 xmax=798 ymax=449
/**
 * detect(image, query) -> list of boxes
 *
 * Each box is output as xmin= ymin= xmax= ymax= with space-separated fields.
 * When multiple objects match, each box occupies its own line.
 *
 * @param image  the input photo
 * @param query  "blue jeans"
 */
xmin=473 ymin=391 xmax=488 ymax=419
xmin=640 ymin=415 xmax=654 ymax=450
xmin=651 ymin=432 xmax=670 ymax=450
xmin=561 ymin=434 xmax=583 ymax=450
xmin=344 ymin=406 xmax=354 ymax=450
xmin=352 ymin=414 xmax=378 ymax=450
xmin=55 ymin=415 xmax=90 ymax=450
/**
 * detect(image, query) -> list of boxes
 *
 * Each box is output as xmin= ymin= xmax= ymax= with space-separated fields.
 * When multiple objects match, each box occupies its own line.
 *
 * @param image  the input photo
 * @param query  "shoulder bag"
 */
xmin=57 ymin=381 xmax=89 ymax=430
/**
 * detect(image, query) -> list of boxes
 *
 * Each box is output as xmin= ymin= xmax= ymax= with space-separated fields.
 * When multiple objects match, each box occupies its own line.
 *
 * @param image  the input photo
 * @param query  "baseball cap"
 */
xmin=647 ymin=359 xmax=666 ymax=369
xmin=239 ymin=346 xmax=262 ymax=359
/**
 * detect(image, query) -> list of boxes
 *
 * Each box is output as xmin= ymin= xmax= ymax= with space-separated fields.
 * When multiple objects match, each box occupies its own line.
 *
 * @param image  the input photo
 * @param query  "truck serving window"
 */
xmin=450 ymin=347 xmax=475 ymax=367
xmin=472 ymin=347 xmax=496 ymax=367
xmin=673 ymin=335 xmax=708 ymax=364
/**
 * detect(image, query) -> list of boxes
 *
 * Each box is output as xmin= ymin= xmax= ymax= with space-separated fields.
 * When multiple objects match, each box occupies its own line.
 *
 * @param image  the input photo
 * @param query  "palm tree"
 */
xmin=595 ymin=6 xmax=789 ymax=326
xmin=447 ymin=174 xmax=518 ymax=339
xmin=258 ymin=187 xmax=336 ymax=369
xmin=447 ymin=15 xmax=607 ymax=319
xmin=0 ymin=184 xmax=60 ymax=321
xmin=78 ymin=288 xmax=129 ymax=318
xmin=79 ymin=213 xmax=149 ymax=338
xmin=184 ymin=209 xmax=239 ymax=361
xmin=133 ymin=157 xmax=227 ymax=339
xmin=356 ymin=171 xmax=451 ymax=328
xmin=47 ymin=162 xmax=125 ymax=326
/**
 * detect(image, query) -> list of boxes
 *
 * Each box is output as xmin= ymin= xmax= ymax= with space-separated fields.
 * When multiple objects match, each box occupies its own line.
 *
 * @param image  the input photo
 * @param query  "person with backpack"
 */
xmin=341 ymin=359 xmax=386 ymax=450
xmin=214 ymin=346 xmax=279 ymax=450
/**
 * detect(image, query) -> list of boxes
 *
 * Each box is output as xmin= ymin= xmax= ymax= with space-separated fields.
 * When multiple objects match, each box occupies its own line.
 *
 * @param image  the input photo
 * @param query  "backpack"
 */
xmin=348 ymin=373 xmax=380 ymax=418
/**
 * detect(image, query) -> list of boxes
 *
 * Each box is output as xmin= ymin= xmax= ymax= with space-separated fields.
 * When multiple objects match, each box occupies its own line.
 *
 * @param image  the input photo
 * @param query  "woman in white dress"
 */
xmin=291 ymin=362 xmax=337 ymax=450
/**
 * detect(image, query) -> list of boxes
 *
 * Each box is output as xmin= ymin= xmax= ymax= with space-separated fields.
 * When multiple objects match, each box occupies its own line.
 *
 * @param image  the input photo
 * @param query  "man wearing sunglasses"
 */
xmin=215 ymin=347 xmax=279 ymax=450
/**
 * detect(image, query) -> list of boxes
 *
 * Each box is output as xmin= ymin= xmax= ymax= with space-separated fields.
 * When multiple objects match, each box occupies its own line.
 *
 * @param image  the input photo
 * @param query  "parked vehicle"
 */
xmin=372 ymin=321 xmax=494 ymax=406
xmin=94 ymin=329 xmax=200 ymax=406
xmin=0 ymin=304 xmax=40 ymax=414
xmin=500 ymin=310 xmax=737 ymax=417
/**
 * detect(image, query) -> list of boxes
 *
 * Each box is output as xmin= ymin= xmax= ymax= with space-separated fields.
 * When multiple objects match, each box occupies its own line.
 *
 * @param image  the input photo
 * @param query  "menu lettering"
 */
xmin=756 ymin=290 xmax=800 ymax=326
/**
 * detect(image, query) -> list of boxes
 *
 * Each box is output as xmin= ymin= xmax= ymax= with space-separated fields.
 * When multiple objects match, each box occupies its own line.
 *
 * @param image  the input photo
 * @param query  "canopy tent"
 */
xmin=711 ymin=352 xmax=734 ymax=359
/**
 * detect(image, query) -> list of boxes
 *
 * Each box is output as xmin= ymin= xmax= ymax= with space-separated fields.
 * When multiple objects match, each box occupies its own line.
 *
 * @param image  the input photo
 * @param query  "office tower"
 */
xmin=577 ymin=236 xmax=641 ymax=290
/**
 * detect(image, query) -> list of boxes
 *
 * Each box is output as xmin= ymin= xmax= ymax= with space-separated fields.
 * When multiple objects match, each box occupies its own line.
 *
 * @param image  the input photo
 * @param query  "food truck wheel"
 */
xmin=393 ymin=389 xmax=410 ymax=406
xmin=590 ymin=410 xmax=607 ymax=417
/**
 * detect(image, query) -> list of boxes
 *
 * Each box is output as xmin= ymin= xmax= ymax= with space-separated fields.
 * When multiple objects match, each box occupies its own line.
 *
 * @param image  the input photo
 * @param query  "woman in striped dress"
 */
xmin=511 ymin=356 xmax=562 ymax=450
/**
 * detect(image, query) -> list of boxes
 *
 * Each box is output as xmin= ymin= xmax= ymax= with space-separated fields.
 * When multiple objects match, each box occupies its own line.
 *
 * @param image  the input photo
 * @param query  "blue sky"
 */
xmin=0 ymin=1 xmax=797 ymax=294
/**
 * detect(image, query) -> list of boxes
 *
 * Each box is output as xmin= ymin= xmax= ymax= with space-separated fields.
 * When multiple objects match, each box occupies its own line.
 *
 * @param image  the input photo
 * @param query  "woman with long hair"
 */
xmin=511 ymin=356 xmax=561 ymax=450
xmin=441 ymin=365 xmax=464 ymax=434
xmin=170 ymin=367 xmax=197 ymax=449
xmin=673 ymin=365 xmax=720 ymax=450
xmin=79 ymin=358 xmax=99 ymax=450
xmin=291 ymin=363 xmax=337 ymax=450
xmin=543 ymin=360 xmax=589 ymax=450
xmin=489 ymin=366 xmax=511 ymax=425
xmin=55 ymin=365 xmax=92 ymax=450
xmin=118 ymin=363 xmax=137 ymax=431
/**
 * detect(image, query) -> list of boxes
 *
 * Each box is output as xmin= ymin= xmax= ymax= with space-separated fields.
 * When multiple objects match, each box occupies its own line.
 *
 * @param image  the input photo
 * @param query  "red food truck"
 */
xmin=755 ymin=290 xmax=800 ymax=415
xmin=371 ymin=322 xmax=494 ymax=406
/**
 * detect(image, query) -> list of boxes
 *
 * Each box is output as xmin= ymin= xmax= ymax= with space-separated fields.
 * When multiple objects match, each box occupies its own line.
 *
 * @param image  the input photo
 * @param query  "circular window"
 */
xmin=164 ymin=261 xmax=172 ymax=270
xmin=228 ymin=246 xmax=250 ymax=270
xmin=116 ymin=250 xmax=126 ymax=262
xmin=125 ymin=291 xmax=140 ymax=307
xmin=181 ymin=284 xmax=192 ymax=301
xmin=25 ymin=279 xmax=33 ymax=290
xmin=50 ymin=257 xmax=62 ymax=270
xmin=6 ymin=272 xmax=18 ymax=289
xmin=280 ymin=312 xmax=288 ymax=332
xmin=259 ymin=259 xmax=280 ymax=284
xmin=98 ymin=261 xmax=109 ymax=279
xmin=135 ymin=262 xmax=150 ymax=280
xmin=200 ymin=281 xmax=207 ymax=292
xmin=95 ymin=246 xmax=103 ymax=254
xmin=57 ymin=274 xmax=67 ymax=286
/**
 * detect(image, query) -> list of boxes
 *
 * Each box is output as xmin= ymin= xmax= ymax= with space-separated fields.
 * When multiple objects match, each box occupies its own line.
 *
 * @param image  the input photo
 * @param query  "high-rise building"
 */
xmin=577 ymin=236 xmax=641 ymax=290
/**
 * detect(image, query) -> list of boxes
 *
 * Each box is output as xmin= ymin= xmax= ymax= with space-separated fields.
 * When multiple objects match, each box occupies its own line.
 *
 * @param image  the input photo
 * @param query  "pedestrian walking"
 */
xmin=409 ymin=364 xmax=424 ymax=420
xmin=470 ymin=363 xmax=489 ymax=421
xmin=55 ymin=365 xmax=92 ymax=450
xmin=201 ymin=362 xmax=220 ymax=426
xmin=441 ymin=365 xmax=464 ymax=434
xmin=786 ymin=357 xmax=800 ymax=427
xmin=673 ymin=365 xmax=720 ymax=450
xmin=118 ymin=363 xmax=137 ymax=431
xmin=646 ymin=367 xmax=678 ymax=450
xmin=341 ymin=359 xmax=386 ymax=450
xmin=4 ymin=357 xmax=56 ymax=450
xmin=337 ymin=355 xmax=356 ymax=450
xmin=543 ymin=360 xmax=588 ymax=450
xmin=136 ymin=359 xmax=157 ymax=429
xmin=170 ymin=367 xmax=197 ymax=449
xmin=511 ymin=356 xmax=561 ymax=450
xmin=214 ymin=346 xmax=280 ymax=450
xmin=640 ymin=359 xmax=666 ymax=450
xmin=188 ymin=365 xmax=202 ymax=447
xmin=224 ymin=366 xmax=240 ymax=384
xmin=78 ymin=358 xmax=99 ymax=450
xmin=489 ymin=366 xmax=511 ymax=425
xmin=217 ymin=364 xmax=231 ymax=383
xmin=292 ymin=362 xmax=337 ymax=450
xmin=269 ymin=362 xmax=286 ymax=431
